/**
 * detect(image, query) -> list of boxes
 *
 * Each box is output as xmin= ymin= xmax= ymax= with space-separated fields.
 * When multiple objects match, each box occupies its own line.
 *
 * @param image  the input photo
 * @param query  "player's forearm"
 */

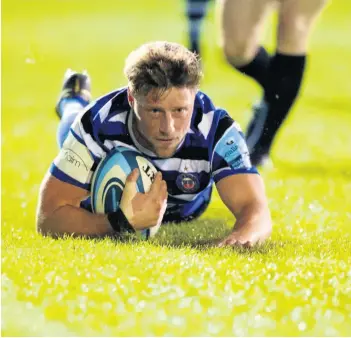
xmin=234 ymin=201 xmax=272 ymax=234
xmin=37 ymin=204 xmax=115 ymax=238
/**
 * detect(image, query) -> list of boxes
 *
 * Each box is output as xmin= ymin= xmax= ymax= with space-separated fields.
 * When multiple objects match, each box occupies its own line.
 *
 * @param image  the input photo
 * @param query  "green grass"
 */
xmin=2 ymin=0 xmax=351 ymax=336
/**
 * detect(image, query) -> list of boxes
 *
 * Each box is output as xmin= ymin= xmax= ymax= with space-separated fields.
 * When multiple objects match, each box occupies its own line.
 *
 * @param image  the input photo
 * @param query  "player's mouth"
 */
xmin=156 ymin=138 xmax=176 ymax=145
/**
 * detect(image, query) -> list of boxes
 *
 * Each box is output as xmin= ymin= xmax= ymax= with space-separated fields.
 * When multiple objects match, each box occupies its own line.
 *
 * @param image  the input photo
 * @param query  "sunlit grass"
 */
xmin=2 ymin=0 xmax=351 ymax=336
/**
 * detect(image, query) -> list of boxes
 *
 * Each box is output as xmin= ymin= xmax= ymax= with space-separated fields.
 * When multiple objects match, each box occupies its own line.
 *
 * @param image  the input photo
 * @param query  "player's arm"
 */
xmin=36 ymin=168 xmax=167 ymax=238
xmin=36 ymin=172 xmax=114 ymax=237
xmin=35 ymin=113 xmax=115 ymax=237
xmin=210 ymin=111 xmax=272 ymax=247
xmin=216 ymin=173 xmax=272 ymax=247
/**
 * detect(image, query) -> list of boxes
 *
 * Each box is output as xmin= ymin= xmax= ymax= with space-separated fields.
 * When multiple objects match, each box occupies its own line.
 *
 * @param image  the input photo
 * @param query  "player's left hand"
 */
xmin=217 ymin=224 xmax=271 ymax=248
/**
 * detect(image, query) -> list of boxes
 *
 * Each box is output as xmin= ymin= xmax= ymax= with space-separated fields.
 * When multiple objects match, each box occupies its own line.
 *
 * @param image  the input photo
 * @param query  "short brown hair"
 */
xmin=124 ymin=41 xmax=202 ymax=99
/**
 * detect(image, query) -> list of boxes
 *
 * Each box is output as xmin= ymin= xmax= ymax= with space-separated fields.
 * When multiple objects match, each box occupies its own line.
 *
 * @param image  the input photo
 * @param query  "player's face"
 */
xmin=129 ymin=87 xmax=196 ymax=158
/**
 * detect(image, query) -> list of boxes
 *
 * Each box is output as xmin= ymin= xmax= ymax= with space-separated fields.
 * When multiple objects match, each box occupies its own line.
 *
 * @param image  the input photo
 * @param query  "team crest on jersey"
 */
xmin=176 ymin=173 xmax=200 ymax=193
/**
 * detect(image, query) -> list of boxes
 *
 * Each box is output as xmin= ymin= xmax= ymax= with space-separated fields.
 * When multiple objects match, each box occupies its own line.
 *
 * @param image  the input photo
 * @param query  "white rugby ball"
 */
xmin=91 ymin=146 xmax=160 ymax=238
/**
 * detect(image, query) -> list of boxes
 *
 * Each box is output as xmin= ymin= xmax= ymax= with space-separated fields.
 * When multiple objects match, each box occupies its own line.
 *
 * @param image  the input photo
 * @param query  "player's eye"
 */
xmin=151 ymin=108 xmax=161 ymax=113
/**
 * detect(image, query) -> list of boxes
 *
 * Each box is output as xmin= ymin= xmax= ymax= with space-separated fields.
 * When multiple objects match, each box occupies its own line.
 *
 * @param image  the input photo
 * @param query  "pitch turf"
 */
xmin=2 ymin=0 xmax=351 ymax=336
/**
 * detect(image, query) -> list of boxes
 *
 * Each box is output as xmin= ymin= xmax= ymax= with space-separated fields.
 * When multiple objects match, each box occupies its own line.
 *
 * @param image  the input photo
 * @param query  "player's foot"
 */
xmin=55 ymin=69 xmax=91 ymax=118
xmin=245 ymin=100 xmax=272 ymax=167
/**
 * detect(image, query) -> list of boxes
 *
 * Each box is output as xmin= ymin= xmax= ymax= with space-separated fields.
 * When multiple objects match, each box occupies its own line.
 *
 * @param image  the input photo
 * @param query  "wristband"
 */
xmin=107 ymin=209 xmax=135 ymax=234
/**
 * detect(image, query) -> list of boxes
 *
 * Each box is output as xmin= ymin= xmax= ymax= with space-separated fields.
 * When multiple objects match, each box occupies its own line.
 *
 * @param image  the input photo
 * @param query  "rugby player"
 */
xmin=218 ymin=0 xmax=328 ymax=165
xmin=36 ymin=41 xmax=272 ymax=247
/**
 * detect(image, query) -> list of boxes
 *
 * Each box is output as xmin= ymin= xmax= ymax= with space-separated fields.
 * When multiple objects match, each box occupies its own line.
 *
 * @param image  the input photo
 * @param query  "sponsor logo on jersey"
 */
xmin=176 ymin=173 xmax=200 ymax=193
xmin=63 ymin=148 xmax=88 ymax=171
xmin=228 ymin=152 xmax=251 ymax=169
xmin=224 ymin=145 xmax=239 ymax=160
xmin=226 ymin=138 xmax=235 ymax=145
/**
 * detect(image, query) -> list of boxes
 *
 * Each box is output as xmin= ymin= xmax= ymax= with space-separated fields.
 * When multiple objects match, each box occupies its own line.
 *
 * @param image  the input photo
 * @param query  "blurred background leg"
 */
xmin=186 ymin=0 xmax=211 ymax=56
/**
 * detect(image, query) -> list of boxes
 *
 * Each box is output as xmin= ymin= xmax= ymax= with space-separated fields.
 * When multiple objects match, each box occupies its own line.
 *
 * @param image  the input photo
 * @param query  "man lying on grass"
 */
xmin=36 ymin=41 xmax=272 ymax=247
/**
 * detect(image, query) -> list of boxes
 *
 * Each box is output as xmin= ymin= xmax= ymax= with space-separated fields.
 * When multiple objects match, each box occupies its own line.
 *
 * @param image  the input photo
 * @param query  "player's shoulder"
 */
xmin=195 ymin=90 xmax=216 ymax=113
xmin=78 ymin=86 xmax=129 ymax=123
xmin=69 ymin=86 xmax=131 ymax=152
xmin=192 ymin=90 xmax=242 ymax=139
xmin=194 ymin=90 xmax=240 ymax=122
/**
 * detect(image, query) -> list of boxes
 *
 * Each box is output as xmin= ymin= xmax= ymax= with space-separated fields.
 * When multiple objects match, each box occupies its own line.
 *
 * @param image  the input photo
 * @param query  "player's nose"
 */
xmin=159 ymin=111 xmax=175 ymax=134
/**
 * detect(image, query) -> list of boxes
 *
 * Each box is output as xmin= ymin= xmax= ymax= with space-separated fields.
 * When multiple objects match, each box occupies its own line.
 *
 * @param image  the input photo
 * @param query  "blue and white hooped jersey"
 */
xmin=50 ymin=87 xmax=258 ymax=216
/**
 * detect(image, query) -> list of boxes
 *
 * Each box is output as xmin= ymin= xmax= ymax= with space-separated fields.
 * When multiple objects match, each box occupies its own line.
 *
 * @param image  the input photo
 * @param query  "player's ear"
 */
xmin=127 ymin=87 xmax=135 ymax=108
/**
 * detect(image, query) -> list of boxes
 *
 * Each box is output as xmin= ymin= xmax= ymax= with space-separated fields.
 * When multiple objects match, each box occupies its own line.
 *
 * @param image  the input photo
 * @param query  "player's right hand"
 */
xmin=119 ymin=169 xmax=168 ymax=230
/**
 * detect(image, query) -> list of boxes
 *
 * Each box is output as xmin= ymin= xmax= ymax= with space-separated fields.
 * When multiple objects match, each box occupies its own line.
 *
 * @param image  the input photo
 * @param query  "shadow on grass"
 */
xmin=55 ymin=218 xmax=232 ymax=249
xmin=150 ymin=219 xmax=290 ymax=255
xmin=54 ymin=218 xmax=292 ymax=255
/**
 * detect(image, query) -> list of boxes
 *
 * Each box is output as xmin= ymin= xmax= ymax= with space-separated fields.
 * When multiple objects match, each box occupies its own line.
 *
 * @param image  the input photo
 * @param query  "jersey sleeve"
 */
xmin=210 ymin=110 xmax=258 ymax=183
xmin=49 ymin=109 xmax=106 ymax=190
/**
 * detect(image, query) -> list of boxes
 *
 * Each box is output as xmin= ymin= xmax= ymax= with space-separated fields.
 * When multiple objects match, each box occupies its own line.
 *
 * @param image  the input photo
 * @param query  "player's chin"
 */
xmin=154 ymin=146 xmax=177 ymax=158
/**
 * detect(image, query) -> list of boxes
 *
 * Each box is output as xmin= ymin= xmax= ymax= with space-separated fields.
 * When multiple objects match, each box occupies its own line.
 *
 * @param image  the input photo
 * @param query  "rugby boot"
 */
xmin=55 ymin=69 xmax=91 ymax=118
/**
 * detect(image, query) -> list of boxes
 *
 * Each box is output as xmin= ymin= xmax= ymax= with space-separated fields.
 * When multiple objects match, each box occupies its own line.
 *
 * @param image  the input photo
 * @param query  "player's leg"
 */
xmin=277 ymin=0 xmax=328 ymax=55
xmin=247 ymin=0 xmax=328 ymax=164
xmin=56 ymin=69 xmax=91 ymax=147
xmin=186 ymin=0 xmax=211 ymax=55
xmin=218 ymin=0 xmax=275 ymax=87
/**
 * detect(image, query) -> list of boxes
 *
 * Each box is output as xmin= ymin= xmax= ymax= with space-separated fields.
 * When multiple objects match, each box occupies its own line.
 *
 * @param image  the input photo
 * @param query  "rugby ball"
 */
xmin=91 ymin=146 xmax=160 ymax=238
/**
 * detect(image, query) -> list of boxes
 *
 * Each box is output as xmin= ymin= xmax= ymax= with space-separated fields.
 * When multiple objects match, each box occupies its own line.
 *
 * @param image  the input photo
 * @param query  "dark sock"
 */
xmin=260 ymin=53 xmax=307 ymax=150
xmin=189 ymin=19 xmax=201 ymax=54
xmin=235 ymin=46 xmax=271 ymax=88
xmin=186 ymin=0 xmax=210 ymax=54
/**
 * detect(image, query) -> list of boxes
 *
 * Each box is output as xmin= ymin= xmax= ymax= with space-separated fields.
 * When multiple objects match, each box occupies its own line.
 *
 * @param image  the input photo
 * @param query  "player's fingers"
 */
xmin=218 ymin=232 xmax=241 ymax=247
xmin=229 ymin=239 xmax=244 ymax=247
xmin=243 ymin=233 xmax=260 ymax=247
xmin=123 ymin=169 xmax=139 ymax=197
xmin=237 ymin=236 xmax=251 ymax=245
xmin=149 ymin=172 xmax=162 ymax=195
xmin=218 ymin=239 xmax=232 ymax=247
xmin=160 ymin=180 xmax=168 ymax=199
xmin=242 ymin=241 xmax=254 ymax=248
xmin=160 ymin=198 xmax=167 ymax=214
xmin=216 ymin=239 xmax=225 ymax=247
xmin=225 ymin=235 xmax=248 ymax=247
xmin=156 ymin=199 xmax=168 ymax=227
xmin=126 ymin=168 xmax=139 ymax=183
